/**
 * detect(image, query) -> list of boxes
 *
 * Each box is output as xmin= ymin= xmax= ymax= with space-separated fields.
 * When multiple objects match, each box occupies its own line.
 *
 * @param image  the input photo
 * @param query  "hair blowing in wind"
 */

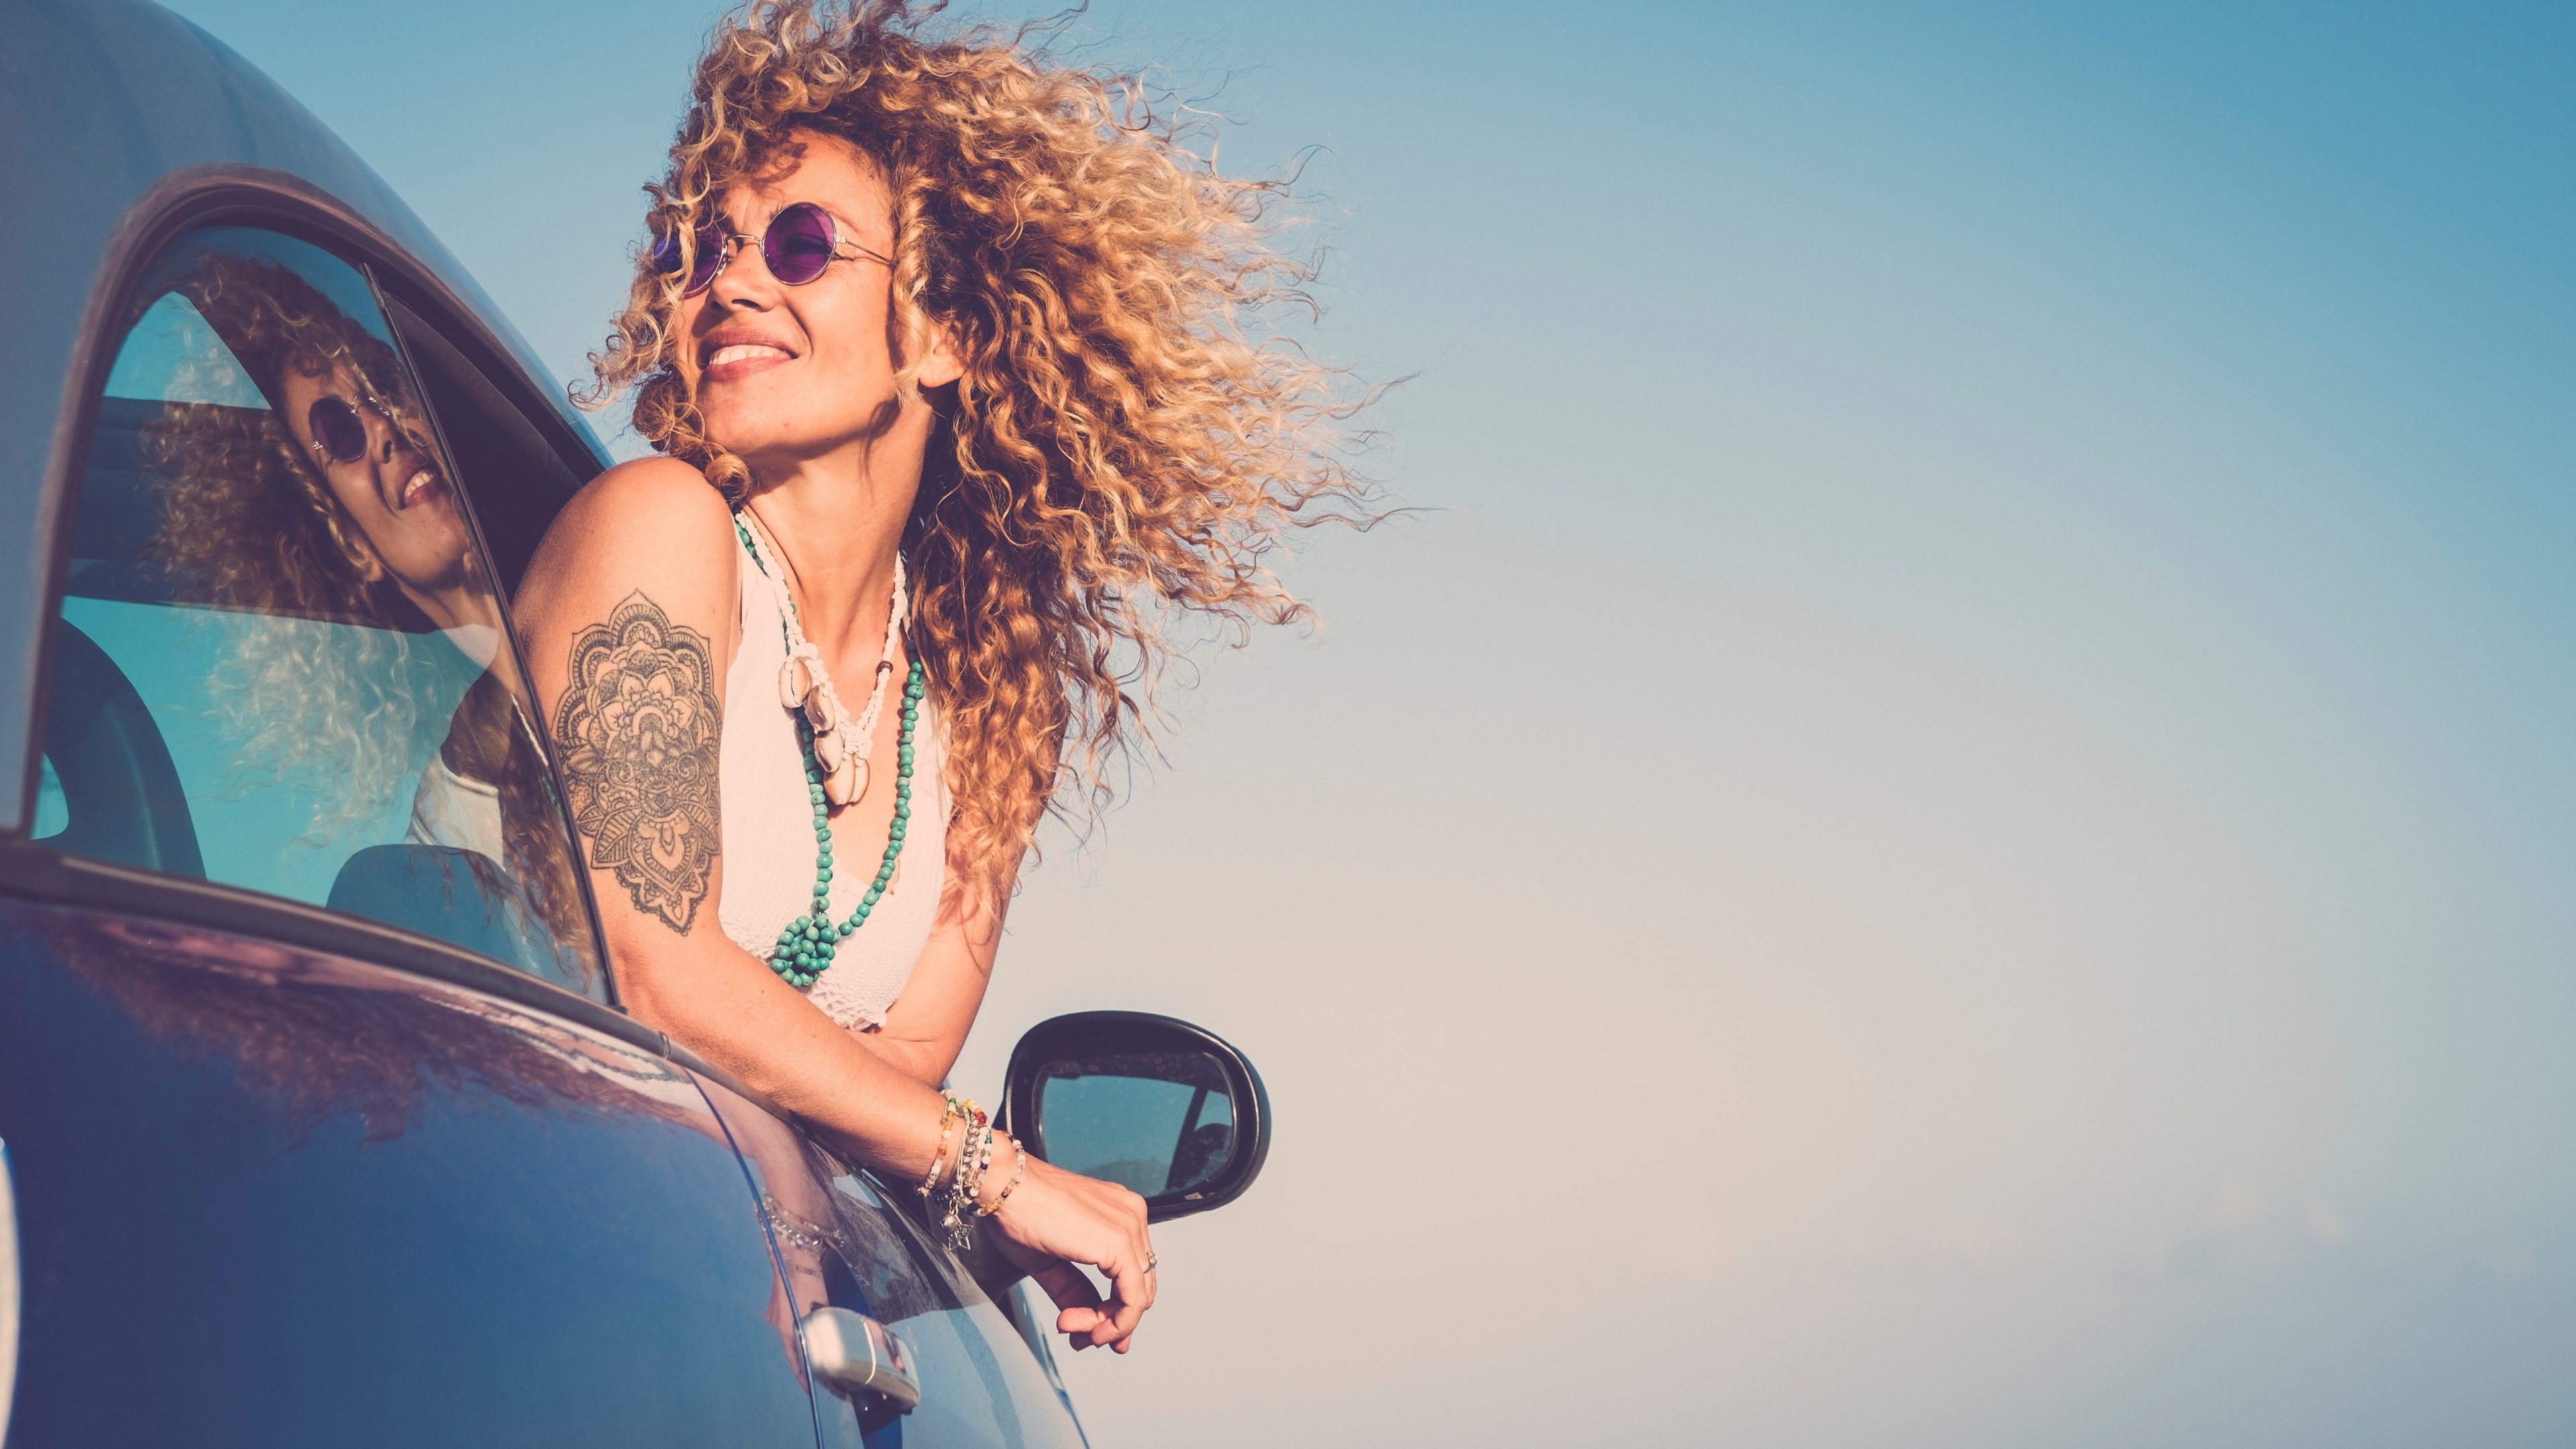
xmin=584 ymin=0 xmax=1379 ymax=900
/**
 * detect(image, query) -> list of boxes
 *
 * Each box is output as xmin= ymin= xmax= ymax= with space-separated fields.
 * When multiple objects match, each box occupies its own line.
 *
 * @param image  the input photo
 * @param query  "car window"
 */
xmin=36 ymin=225 xmax=605 ymax=999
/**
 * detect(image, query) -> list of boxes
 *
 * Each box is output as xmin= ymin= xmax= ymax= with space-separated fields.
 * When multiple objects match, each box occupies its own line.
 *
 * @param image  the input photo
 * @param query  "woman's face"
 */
xmin=676 ymin=129 xmax=961 ymax=472
xmin=277 ymin=358 xmax=474 ymax=600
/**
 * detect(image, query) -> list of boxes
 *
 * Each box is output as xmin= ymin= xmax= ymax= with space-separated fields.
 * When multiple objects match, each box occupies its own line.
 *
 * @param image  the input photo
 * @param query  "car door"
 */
xmin=0 ymin=216 xmax=822 ymax=1448
xmin=693 ymin=1075 xmax=1091 ymax=1449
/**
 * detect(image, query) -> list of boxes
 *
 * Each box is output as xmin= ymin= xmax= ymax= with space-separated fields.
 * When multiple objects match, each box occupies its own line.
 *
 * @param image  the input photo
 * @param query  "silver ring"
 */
xmin=1145 ymin=1253 xmax=1159 ymax=1272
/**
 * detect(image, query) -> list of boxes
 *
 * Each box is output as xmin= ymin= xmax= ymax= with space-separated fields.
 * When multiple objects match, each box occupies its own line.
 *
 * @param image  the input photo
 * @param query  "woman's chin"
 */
xmin=702 ymin=386 xmax=909 ymax=462
xmin=708 ymin=423 xmax=883 ymax=472
xmin=702 ymin=404 xmax=797 ymax=455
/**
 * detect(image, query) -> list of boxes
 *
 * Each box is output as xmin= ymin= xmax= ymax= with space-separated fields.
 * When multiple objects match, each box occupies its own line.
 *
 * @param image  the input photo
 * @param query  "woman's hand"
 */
xmin=985 ymin=1141 xmax=1157 ymax=1353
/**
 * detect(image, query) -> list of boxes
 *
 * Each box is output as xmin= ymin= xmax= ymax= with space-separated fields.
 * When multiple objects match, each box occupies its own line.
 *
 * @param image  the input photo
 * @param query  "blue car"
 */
xmin=0 ymin=2 xmax=1270 ymax=1444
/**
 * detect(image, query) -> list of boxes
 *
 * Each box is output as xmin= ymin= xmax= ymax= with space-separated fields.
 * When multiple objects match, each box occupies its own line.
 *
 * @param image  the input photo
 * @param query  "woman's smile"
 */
xmin=392 ymin=464 xmax=445 ymax=512
xmin=700 ymin=327 xmax=799 ymax=383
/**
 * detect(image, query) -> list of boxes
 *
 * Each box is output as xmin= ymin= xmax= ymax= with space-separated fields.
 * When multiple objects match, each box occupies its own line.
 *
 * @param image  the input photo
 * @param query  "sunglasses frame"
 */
xmin=653 ymin=201 xmax=891 ymax=299
xmin=303 ymin=387 xmax=406 ymax=468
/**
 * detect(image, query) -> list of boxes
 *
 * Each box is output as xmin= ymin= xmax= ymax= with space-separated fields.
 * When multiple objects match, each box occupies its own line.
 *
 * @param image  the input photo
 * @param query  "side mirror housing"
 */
xmin=1002 ymin=1012 xmax=1271 ymax=1224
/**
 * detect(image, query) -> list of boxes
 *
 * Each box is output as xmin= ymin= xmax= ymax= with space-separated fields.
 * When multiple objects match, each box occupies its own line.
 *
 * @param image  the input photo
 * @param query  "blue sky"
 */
xmin=160 ymin=2 xmax=2576 ymax=1444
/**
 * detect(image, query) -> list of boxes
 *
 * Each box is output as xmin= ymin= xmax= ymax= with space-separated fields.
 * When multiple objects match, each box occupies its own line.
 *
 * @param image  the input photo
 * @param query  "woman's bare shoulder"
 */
xmin=517 ymin=458 xmax=736 ymax=625
xmin=551 ymin=456 xmax=734 ymax=550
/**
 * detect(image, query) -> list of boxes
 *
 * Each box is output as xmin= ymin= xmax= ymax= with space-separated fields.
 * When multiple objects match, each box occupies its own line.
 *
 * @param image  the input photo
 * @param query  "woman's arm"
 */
xmin=516 ymin=460 xmax=1156 ymax=1350
xmin=850 ymin=881 xmax=1006 ymax=1087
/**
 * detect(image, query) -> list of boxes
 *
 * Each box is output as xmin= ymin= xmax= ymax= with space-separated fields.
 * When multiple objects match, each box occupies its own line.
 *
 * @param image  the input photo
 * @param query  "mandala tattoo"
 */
xmin=553 ymin=592 xmax=722 ymax=932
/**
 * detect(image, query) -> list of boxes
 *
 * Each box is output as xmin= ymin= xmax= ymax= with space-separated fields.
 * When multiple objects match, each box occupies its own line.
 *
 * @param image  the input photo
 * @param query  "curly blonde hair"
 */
xmin=586 ymin=0 xmax=1375 ymax=900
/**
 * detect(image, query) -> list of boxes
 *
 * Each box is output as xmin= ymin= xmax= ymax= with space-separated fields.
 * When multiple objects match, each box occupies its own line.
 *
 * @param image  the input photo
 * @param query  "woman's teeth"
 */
xmin=708 ymin=343 xmax=790 ymax=367
xmin=402 ymin=469 xmax=436 ymax=506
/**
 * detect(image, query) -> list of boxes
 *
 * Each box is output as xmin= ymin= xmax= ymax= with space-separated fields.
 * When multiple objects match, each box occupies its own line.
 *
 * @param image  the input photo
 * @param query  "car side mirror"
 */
xmin=1001 ymin=1012 xmax=1271 ymax=1224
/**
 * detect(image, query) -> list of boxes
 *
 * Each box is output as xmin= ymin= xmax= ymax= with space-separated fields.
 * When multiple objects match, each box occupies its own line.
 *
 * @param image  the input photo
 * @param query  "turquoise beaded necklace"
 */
xmin=737 ymin=515 xmax=923 ymax=989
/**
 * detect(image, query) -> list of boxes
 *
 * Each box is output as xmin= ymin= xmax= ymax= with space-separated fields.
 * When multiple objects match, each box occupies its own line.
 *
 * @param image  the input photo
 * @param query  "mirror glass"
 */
xmin=1035 ymin=1051 xmax=1236 ymax=1198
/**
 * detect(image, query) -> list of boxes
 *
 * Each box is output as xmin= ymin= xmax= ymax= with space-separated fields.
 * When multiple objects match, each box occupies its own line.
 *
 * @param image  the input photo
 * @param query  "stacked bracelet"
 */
xmin=918 ymin=1100 xmax=957 ymax=1197
xmin=976 ymin=1136 xmax=1026 ymax=1218
xmin=919 ymin=1093 xmax=971 ymax=1199
xmin=917 ymin=1095 xmax=1017 ymax=1249
xmin=942 ymin=1112 xmax=994 ymax=1251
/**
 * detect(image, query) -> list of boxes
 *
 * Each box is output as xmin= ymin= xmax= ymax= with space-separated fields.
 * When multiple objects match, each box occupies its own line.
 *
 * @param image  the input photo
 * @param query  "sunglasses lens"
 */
xmin=686 ymin=227 xmax=728 ymax=295
xmin=652 ymin=224 xmax=724 ymax=295
xmin=765 ymin=203 xmax=838 ymax=285
xmin=307 ymin=396 xmax=368 ymax=464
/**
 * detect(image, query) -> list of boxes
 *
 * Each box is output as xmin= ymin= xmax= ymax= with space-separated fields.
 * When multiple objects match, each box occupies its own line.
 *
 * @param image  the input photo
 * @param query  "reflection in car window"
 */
xmin=381 ymin=299 xmax=596 ymax=596
xmin=39 ymin=226 xmax=604 ymax=998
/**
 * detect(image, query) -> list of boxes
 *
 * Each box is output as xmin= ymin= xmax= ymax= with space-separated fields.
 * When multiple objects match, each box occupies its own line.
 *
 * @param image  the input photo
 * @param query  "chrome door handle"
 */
xmin=800 ymin=1306 xmax=922 ymax=1413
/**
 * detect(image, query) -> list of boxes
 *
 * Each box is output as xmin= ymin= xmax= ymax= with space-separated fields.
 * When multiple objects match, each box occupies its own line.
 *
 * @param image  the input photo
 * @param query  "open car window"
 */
xmin=37 ymin=224 xmax=606 ymax=1000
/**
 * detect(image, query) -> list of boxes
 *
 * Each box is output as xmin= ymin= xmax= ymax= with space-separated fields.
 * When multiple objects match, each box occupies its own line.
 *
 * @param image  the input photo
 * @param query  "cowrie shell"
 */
xmin=824 ymin=753 xmax=867 ymax=807
xmin=814 ymin=727 xmax=847 ymax=774
xmin=779 ymin=653 xmax=815 ymax=710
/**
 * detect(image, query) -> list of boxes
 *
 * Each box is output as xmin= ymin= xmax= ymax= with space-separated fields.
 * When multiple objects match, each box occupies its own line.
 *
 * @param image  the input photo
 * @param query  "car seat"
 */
xmin=40 ymin=616 xmax=205 ymax=878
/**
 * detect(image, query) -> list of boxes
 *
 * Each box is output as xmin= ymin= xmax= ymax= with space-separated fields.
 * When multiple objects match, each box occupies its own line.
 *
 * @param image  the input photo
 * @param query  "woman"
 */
xmin=517 ymin=0 xmax=1364 ymax=1354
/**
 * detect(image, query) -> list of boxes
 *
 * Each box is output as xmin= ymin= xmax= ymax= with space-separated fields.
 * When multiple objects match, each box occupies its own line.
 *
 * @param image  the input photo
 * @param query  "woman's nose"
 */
xmin=376 ymin=413 xmax=421 ymax=465
xmin=708 ymin=236 xmax=777 ymax=307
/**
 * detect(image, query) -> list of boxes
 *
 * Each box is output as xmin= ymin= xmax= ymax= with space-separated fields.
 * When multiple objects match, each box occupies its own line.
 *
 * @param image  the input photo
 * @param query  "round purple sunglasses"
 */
xmin=651 ymin=202 xmax=888 ymax=297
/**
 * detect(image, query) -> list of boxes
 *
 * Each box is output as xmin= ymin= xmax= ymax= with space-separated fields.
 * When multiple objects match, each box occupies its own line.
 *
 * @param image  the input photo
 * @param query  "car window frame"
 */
xmin=363 ymin=257 xmax=621 ymax=992
xmin=9 ymin=170 xmax=633 ymax=1040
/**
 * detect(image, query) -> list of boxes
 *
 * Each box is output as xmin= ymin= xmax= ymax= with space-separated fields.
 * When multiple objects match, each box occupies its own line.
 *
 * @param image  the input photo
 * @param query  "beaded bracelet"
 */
xmin=976 ymin=1136 xmax=1026 ymax=1218
xmin=919 ymin=1103 xmax=958 ymax=1195
xmin=918 ymin=1095 xmax=966 ymax=1197
xmin=941 ymin=1113 xmax=991 ymax=1250
xmin=962 ymin=1115 xmax=992 ymax=1214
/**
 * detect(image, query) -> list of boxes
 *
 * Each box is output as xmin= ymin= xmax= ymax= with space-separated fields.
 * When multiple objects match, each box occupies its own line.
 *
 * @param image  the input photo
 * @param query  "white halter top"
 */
xmin=716 ymin=531 xmax=949 ymax=1030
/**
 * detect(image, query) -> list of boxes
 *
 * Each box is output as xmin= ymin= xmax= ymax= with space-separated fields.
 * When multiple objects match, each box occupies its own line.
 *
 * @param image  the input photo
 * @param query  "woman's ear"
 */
xmin=909 ymin=314 xmax=967 ymax=390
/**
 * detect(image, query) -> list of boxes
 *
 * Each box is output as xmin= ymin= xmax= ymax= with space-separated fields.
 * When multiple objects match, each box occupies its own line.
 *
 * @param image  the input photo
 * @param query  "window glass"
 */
xmin=40 ymin=225 xmax=604 ymax=998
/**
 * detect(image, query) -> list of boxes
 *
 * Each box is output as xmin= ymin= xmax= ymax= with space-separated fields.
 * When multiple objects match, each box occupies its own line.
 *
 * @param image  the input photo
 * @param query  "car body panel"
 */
xmin=695 ymin=1074 xmax=1092 ymax=1449
xmin=0 ymin=894 xmax=822 ymax=1448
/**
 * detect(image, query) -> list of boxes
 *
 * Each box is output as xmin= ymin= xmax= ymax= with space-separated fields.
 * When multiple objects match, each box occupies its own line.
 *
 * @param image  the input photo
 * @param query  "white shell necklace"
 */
xmin=737 ymin=506 xmax=906 ymax=808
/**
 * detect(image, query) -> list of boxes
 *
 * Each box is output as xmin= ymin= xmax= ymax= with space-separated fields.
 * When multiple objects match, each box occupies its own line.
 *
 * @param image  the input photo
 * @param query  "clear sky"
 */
xmin=159 ymin=1 xmax=2576 ymax=1444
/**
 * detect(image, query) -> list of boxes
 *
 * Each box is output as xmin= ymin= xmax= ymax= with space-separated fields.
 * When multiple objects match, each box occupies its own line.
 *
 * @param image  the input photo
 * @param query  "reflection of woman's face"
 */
xmin=277 ymin=359 xmax=474 ymax=601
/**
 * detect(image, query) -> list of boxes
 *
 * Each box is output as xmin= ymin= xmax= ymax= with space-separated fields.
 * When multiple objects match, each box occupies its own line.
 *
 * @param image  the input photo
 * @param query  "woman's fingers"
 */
xmin=1026 ymin=1258 xmax=1103 ymax=1320
xmin=987 ymin=1156 xmax=1160 ymax=1350
xmin=1060 ymin=1306 xmax=1109 ymax=1344
xmin=1089 ymin=1248 xmax=1154 ymax=1349
xmin=1028 ymin=1257 xmax=1138 ymax=1350
xmin=1083 ymin=1202 xmax=1155 ymax=1349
